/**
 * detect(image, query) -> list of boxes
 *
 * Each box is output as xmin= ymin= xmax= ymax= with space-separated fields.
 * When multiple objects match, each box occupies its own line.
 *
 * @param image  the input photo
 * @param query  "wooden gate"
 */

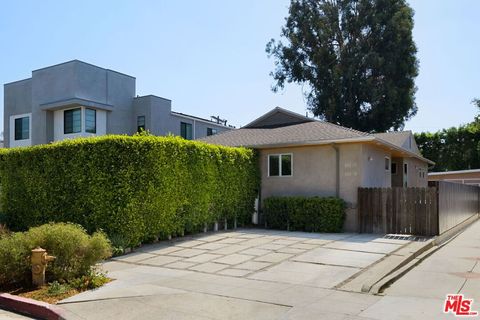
xmin=358 ymin=187 xmax=438 ymax=236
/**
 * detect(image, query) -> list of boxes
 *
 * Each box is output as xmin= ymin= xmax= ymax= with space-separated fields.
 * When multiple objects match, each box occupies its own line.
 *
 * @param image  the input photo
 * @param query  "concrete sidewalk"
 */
xmin=359 ymin=219 xmax=480 ymax=320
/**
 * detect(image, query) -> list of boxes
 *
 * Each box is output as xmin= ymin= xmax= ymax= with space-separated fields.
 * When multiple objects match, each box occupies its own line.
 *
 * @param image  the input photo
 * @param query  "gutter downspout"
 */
xmin=332 ymin=143 xmax=340 ymax=198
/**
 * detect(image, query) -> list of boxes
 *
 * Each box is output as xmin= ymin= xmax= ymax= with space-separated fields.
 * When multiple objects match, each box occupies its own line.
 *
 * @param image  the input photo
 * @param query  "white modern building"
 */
xmin=4 ymin=60 xmax=232 ymax=148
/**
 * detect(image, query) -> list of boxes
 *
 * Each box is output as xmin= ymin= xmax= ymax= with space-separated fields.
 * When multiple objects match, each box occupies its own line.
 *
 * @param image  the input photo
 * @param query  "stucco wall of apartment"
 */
xmin=4 ymin=79 xmax=33 ymax=148
xmin=5 ymin=60 xmax=231 ymax=147
xmin=53 ymin=107 xmax=107 ymax=141
xmin=104 ymin=70 xmax=136 ymax=135
xmin=133 ymin=95 xmax=231 ymax=139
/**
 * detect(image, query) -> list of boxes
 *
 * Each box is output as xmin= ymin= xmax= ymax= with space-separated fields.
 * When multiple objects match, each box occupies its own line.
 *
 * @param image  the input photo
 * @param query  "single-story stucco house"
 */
xmin=200 ymin=107 xmax=434 ymax=231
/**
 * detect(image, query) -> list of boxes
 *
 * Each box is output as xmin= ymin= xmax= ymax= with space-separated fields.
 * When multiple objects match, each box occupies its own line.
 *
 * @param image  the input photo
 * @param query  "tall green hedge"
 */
xmin=0 ymin=136 xmax=259 ymax=246
xmin=263 ymin=196 xmax=345 ymax=232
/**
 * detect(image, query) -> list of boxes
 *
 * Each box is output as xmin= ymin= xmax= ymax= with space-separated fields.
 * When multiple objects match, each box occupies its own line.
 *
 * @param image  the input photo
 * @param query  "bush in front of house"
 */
xmin=263 ymin=196 xmax=346 ymax=232
xmin=0 ymin=222 xmax=112 ymax=287
xmin=0 ymin=135 xmax=259 ymax=247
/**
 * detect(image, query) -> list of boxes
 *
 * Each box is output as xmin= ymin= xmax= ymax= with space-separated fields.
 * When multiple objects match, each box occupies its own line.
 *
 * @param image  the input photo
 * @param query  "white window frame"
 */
xmin=385 ymin=156 xmax=390 ymax=172
xmin=267 ymin=153 xmax=293 ymax=177
xmin=9 ymin=113 xmax=32 ymax=148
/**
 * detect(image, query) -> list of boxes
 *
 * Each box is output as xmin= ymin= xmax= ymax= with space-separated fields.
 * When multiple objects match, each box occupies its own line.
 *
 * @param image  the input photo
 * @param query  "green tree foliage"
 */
xmin=266 ymin=0 xmax=418 ymax=132
xmin=415 ymin=123 xmax=480 ymax=172
xmin=415 ymin=100 xmax=480 ymax=171
xmin=0 ymin=136 xmax=259 ymax=246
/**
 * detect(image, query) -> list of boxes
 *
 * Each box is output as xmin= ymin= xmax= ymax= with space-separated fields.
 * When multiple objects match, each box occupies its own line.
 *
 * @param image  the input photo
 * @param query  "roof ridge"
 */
xmin=319 ymin=121 xmax=369 ymax=136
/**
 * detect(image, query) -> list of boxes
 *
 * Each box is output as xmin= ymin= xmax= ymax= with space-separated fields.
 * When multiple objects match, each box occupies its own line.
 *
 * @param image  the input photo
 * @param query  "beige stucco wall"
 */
xmin=259 ymin=145 xmax=337 ymax=200
xmin=361 ymin=144 xmax=391 ymax=188
xmin=405 ymin=157 xmax=428 ymax=187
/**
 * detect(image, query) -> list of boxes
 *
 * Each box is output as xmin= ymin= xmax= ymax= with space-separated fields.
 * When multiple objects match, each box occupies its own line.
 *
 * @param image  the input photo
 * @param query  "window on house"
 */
xmin=64 ymin=108 xmax=81 ymax=134
xmin=14 ymin=116 xmax=29 ymax=140
xmin=281 ymin=154 xmax=292 ymax=176
xmin=391 ymin=163 xmax=397 ymax=175
xmin=207 ymin=128 xmax=218 ymax=136
xmin=385 ymin=157 xmax=390 ymax=171
xmin=404 ymin=163 xmax=408 ymax=174
xmin=137 ymin=116 xmax=145 ymax=132
xmin=85 ymin=109 xmax=96 ymax=133
xmin=180 ymin=122 xmax=193 ymax=140
xmin=268 ymin=154 xmax=292 ymax=177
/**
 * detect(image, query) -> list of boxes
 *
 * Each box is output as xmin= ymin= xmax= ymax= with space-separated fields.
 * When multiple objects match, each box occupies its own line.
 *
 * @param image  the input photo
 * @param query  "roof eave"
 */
xmin=373 ymin=137 xmax=435 ymax=165
xmin=240 ymin=136 xmax=376 ymax=149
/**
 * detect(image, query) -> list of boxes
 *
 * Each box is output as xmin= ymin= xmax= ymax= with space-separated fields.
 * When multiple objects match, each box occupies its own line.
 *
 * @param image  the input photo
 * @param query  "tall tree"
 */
xmin=266 ymin=0 xmax=419 ymax=132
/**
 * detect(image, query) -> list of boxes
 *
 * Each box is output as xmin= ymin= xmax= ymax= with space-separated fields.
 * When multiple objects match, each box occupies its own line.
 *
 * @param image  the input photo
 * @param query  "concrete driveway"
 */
xmin=59 ymin=229 xmax=410 ymax=319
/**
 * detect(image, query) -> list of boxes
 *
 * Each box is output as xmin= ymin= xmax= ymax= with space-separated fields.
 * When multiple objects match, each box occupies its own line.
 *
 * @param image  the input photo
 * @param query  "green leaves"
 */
xmin=0 ymin=223 xmax=112 ymax=287
xmin=267 ymin=0 xmax=418 ymax=132
xmin=0 ymin=135 xmax=258 ymax=247
xmin=415 ymin=123 xmax=480 ymax=172
xmin=263 ymin=196 xmax=345 ymax=232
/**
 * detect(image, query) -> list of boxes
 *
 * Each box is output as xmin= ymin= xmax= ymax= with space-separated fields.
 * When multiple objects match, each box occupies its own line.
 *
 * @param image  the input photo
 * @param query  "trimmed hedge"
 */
xmin=263 ymin=196 xmax=345 ymax=232
xmin=0 ymin=135 xmax=259 ymax=246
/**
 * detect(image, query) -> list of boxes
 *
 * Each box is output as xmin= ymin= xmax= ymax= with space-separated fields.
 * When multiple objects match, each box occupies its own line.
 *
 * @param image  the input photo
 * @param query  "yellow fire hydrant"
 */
xmin=31 ymin=247 xmax=55 ymax=287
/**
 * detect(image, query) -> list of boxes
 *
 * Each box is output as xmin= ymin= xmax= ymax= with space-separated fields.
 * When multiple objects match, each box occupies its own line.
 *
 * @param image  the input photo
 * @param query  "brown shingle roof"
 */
xmin=199 ymin=121 xmax=368 ymax=147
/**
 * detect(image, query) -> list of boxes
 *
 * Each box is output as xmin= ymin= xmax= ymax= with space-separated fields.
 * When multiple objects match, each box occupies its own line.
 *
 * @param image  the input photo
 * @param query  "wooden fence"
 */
xmin=430 ymin=181 xmax=480 ymax=234
xmin=358 ymin=181 xmax=479 ymax=236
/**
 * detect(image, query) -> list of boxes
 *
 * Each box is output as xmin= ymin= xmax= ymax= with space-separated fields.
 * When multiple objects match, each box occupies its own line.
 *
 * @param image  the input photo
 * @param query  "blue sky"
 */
xmin=1 ymin=0 xmax=479 ymax=133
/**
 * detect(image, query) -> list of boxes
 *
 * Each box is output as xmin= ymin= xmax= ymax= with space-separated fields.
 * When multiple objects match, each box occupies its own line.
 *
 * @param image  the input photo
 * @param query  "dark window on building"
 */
xmin=391 ymin=163 xmax=397 ymax=175
xmin=180 ymin=122 xmax=193 ymax=140
xmin=404 ymin=163 xmax=408 ymax=174
xmin=281 ymin=154 xmax=292 ymax=176
xmin=269 ymin=155 xmax=280 ymax=176
xmin=268 ymin=154 xmax=292 ymax=177
xmin=64 ymin=108 xmax=81 ymax=134
xmin=385 ymin=157 xmax=390 ymax=171
xmin=85 ymin=109 xmax=96 ymax=133
xmin=207 ymin=128 xmax=218 ymax=136
xmin=14 ymin=117 xmax=29 ymax=140
xmin=137 ymin=116 xmax=146 ymax=132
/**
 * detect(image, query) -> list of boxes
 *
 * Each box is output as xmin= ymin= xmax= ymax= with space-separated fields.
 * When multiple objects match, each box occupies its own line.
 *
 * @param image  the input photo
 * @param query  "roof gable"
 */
xmin=243 ymin=107 xmax=313 ymax=128
xmin=373 ymin=131 xmax=421 ymax=155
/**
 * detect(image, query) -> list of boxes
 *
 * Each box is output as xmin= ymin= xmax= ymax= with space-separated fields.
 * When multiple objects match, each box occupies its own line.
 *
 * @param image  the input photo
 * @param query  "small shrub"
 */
xmin=68 ymin=271 xmax=109 ymax=291
xmin=0 ymin=231 xmax=33 ymax=287
xmin=0 ymin=223 xmax=112 ymax=287
xmin=263 ymin=196 xmax=346 ymax=232
xmin=47 ymin=281 xmax=71 ymax=296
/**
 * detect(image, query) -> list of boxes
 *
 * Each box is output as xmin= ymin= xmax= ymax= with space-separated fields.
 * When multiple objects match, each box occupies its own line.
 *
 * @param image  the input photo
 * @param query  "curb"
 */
xmin=0 ymin=293 xmax=66 ymax=320
xmin=369 ymin=213 xmax=479 ymax=294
